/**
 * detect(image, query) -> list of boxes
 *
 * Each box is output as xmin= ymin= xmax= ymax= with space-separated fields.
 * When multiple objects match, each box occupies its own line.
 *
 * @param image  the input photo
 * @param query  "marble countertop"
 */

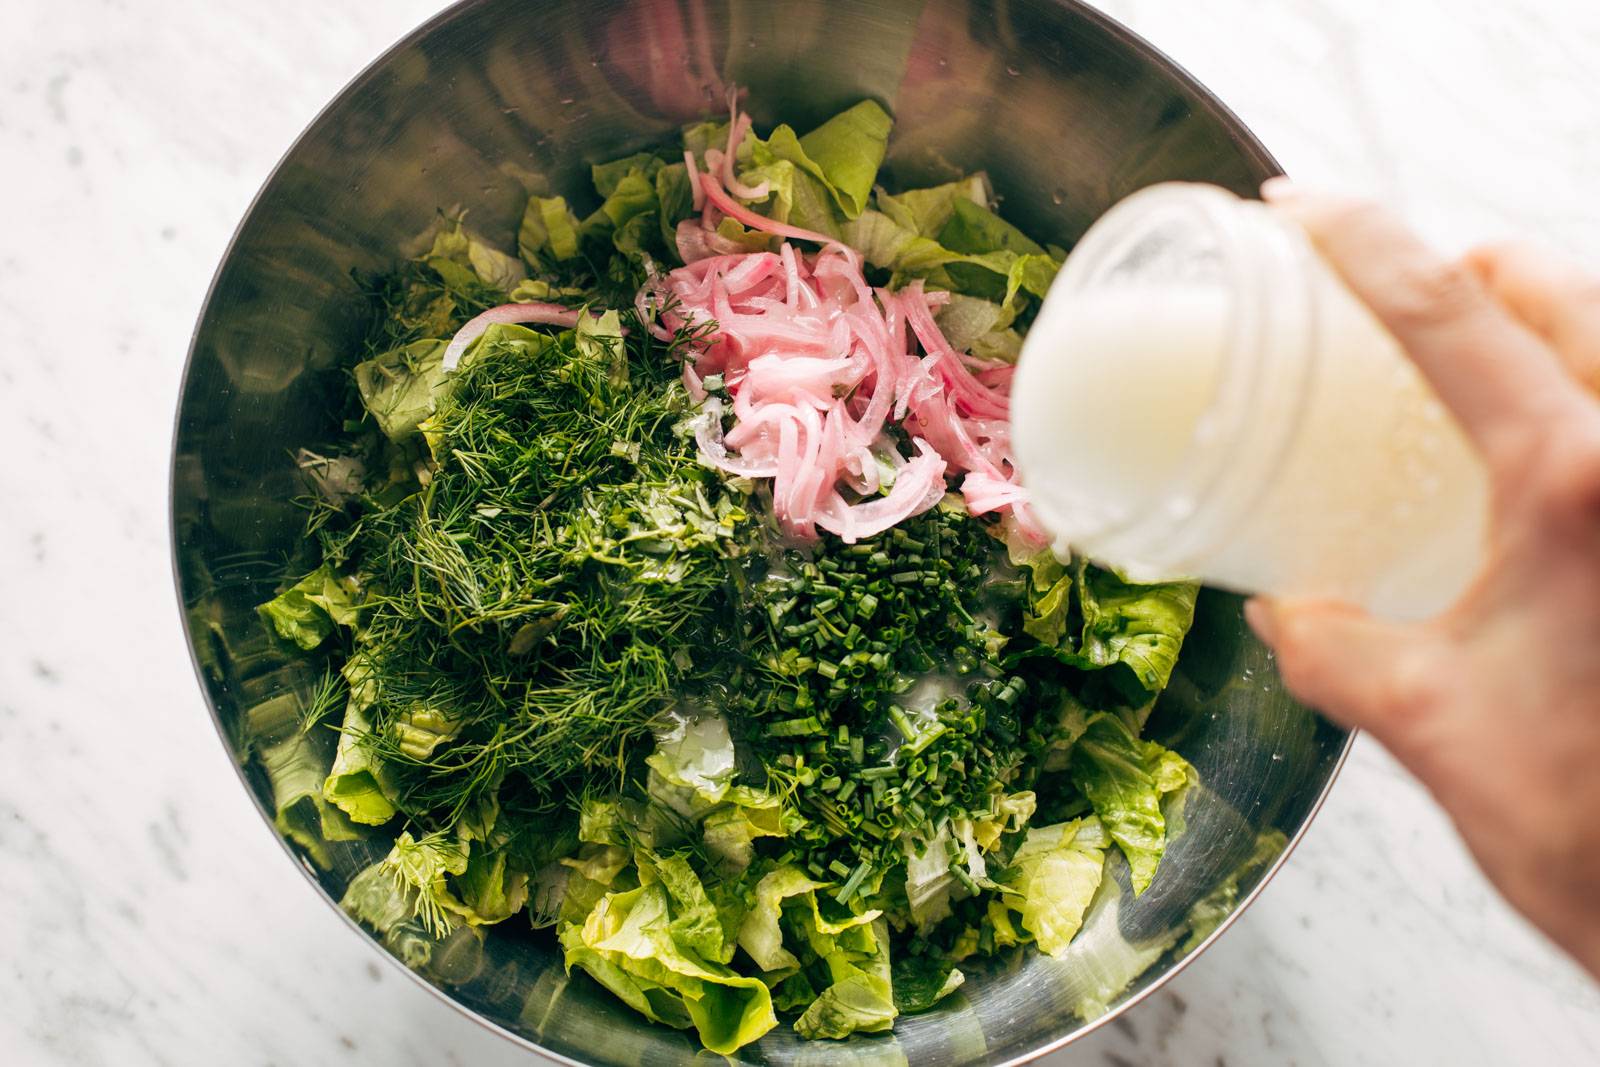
xmin=3 ymin=0 xmax=1598 ymax=1063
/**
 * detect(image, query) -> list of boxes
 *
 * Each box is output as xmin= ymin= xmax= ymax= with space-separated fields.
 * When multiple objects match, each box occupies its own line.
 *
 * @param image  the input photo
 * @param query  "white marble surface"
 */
xmin=3 ymin=1 xmax=1599 ymax=1064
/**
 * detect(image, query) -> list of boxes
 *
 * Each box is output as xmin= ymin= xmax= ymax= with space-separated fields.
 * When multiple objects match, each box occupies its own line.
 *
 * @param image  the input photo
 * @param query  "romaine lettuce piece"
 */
xmin=837 ymin=174 xmax=1062 ymax=304
xmin=1014 ymin=552 xmax=1200 ymax=694
xmin=701 ymin=785 xmax=791 ymax=875
xmin=559 ymin=843 xmax=633 ymax=926
xmin=568 ymin=881 xmax=778 ymax=1054
xmin=340 ymin=830 xmax=471 ymax=951
xmin=934 ymin=293 xmax=1024 ymax=363
xmin=322 ymin=694 xmax=399 ymax=827
xmin=454 ymin=845 xmax=531 ymax=925
xmin=256 ymin=565 xmax=361 ymax=650
xmin=518 ymin=194 xmax=582 ymax=264
xmin=645 ymin=852 xmax=736 ymax=964
xmin=738 ymin=865 xmax=828 ymax=974
xmin=735 ymin=101 xmax=891 ymax=226
xmin=1006 ymin=817 xmax=1108 ymax=956
xmin=793 ymin=917 xmax=897 ymax=1040
xmin=790 ymin=100 xmax=892 ymax=218
xmin=902 ymin=818 xmax=986 ymax=931
xmin=353 ymin=338 xmax=450 ymax=442
xmin=420 ymin=216 xmax=527 ymax=292
xmin=1069 ymin=715 xmax=1194 ymax=894
xmin=875 ymin=174 xmax=990 ymax=236
xmin=890 ymin=954 xmax=964 ymax=1013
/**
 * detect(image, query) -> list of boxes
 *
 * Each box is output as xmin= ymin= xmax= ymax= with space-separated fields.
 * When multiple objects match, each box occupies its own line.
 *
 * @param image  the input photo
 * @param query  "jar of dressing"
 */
xmin=1010 ymin=182 xmax=1490 ymax=620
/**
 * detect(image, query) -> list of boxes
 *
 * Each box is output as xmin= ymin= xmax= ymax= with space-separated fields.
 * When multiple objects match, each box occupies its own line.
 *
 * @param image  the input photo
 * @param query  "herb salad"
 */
xmin=256 ymin=96 xmax=1203 ymax=1053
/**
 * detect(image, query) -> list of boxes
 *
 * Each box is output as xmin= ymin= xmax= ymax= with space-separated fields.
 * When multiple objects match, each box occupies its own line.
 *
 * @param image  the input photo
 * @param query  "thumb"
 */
xmin=1245 ymin=597 xmax=1435 ymax=744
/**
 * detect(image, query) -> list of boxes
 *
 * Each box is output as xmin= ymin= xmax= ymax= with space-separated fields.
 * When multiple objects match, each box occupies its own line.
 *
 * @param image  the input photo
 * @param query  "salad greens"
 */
xmin=253 ymin=99 xmax=1212 ymax=1053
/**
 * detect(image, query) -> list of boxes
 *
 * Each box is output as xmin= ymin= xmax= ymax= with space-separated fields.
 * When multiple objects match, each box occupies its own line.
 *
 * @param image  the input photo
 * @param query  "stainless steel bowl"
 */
xmin=171 ymin=1 xmax=1350 ymax=1063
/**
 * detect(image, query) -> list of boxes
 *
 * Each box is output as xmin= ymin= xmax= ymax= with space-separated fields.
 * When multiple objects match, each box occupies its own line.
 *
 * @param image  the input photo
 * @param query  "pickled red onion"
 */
xmin=641 ymin=164 xmax=1039 ymax=543
xmin=442 ymin=302 xmax=583 ymax=371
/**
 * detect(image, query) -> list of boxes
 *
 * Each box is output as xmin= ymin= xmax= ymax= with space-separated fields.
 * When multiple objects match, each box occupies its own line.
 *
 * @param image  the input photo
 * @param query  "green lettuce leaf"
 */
xmin=322 ymin=688 xmax=399 ymax=827
xmin=645 ymin=852 xmax=737 ymax=965
xmin=559 ymin=843 xmax=633 ymax=926
xmin=890 ymin=954 xmax=964 ymax=1013
xmin=452 ymin=845 xmax=531 ymax=925
xmin=681 ymin=119 xmax=730 ymax=162
xmin=580 ymin=155 xmax=663 ymax=250
xmin=654 ymin=161 xmax=695 ymax=249
xmin=518 ymin=194 xmax=582 ymax=264
xmin=1005 ymin=817 xmax=1108 ymax=956
xmin=1076 ymin=568 xmax=1200 ymax=692
xmin=733 ymin=100 xmax=892 ymax=235
xmin=353 ymin=338 xmax=450 ymax=442
xmin=876 ymin=174 xmax=990 ymax=235
xmin=340 ymin=830 xmax=472 ymax=960
xmin=568 ymin=881 xmax=778 ymax=1054
xmin=792 ymin=100 xmax=892 ymax=218
xmin=793 ymin=916 xmax=898 ymax=1040
xmin=420 ymin=216 xmax=526 ymax=292
xmin=1014 ymin=553 xmax=1200 ymax=694
xmin=1069 ymin=715 xmax=1194 ymax=895
xmin=256 ymin=565 xmax=360 ymax=650
xmin=840 ymin=198 xmax=1059 ymax=305
xmin=701 ymin=785 xmax=793 ymax=875
xmin=592 ymin=152 xmax=664 ymax=197
xmin=935 ymin=293 xmax=1024 ymax=362
xmin=902 ymin=818 xmax=986 ymax=932
xmin=972 ymin=789 xmax=1037 ymax=852
xmin=738 ymin=865 xmax=827 ymax=974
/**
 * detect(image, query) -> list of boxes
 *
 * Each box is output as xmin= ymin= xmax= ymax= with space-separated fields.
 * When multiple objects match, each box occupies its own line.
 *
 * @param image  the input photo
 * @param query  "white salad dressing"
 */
xmin=1012 ymin=183 xmax=1489 ymax=619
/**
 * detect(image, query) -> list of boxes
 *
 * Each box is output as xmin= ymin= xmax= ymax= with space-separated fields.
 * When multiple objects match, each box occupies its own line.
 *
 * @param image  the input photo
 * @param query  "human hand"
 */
xmin=1245 ymin=179 xmax=1600 ymax=978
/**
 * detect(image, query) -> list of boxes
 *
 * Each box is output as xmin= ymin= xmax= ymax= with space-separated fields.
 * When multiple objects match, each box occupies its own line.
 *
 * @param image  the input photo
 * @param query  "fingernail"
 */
xmin=1244 ymin=597 xmax=1279 ymax=644
xmin=1260 ymin=176 xmax=1299 ymax=202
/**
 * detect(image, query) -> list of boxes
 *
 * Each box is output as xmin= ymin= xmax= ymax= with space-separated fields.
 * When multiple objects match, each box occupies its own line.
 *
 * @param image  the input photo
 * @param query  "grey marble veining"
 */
xmin=2 ymin=1 xmax=1598 ymax=1064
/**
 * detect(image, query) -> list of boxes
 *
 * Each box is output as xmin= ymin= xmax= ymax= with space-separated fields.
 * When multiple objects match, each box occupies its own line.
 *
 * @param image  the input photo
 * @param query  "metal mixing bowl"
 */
xmin=171 ymin=1 xmax=1351 ymax=1062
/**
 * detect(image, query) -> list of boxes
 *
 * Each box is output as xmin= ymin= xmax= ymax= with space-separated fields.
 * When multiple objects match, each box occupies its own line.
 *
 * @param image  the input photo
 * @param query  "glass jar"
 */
xmin=1010 ymin=182 xmax=1489 ymax=619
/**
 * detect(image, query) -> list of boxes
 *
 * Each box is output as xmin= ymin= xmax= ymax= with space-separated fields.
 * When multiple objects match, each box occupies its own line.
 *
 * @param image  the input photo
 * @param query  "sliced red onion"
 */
xmin=442 ymin=302 xmax=583 ymax=371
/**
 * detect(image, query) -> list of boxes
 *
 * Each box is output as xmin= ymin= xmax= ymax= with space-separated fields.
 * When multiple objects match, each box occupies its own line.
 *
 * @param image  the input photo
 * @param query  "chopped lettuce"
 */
xmin=735 ymin=101 xmax=891 ymax=233
xmin=565 ymin=881 xmax=778 ymax=1054
xmin=935 ymin=293 xmax=1025 ymax=363
xmin=644 ymin=852 xmax=739 ymax=965
xmin=1005 ymin=817 xmax=1108 ymax=956
xmin=339 ymin=830 xmax=475 ymax=967
xmin=876 ymin=174 xmax=990 ymax=235
xmin=256 ymin=565 xmax=360 ymax=650
xmin=840 ymin=176 xmax=1061 ymax=305
xmin=1069 ymin=714 xmax=1194 ymax=895
xmin=794 ymin=916 xmax=898 ymax=1040
xmin=1015 ymin=552 xmax=1200 ymax=694
xmin=322 ymin=688 xmax=399 ymax=827
xmin=738 ymin=865 xmax=828 ymax=974
xmin=902 ymin=818 xmax=986 ymax=932
xmin=701 ymin=786 xmax=792 ymax=875
xmin=518 ymin=194 xmax=582 ymax=264
xmin=1077 ymin=568 xmax=1201 ymax=692
xmin=420 ymin=215 xmax=526 ymax=292
xmin=580 ymin=154 xmax=664 ymax=251
xmin=353 ymin=338 xmax=450 ymax=442
xmin=890 ymin=954 xmax=965 ymax=1013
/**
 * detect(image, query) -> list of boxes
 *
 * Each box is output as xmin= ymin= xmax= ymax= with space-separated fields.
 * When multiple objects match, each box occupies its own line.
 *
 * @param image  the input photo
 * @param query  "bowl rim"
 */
xmin=169 ymin=1 xmax=1351 ymax=1063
